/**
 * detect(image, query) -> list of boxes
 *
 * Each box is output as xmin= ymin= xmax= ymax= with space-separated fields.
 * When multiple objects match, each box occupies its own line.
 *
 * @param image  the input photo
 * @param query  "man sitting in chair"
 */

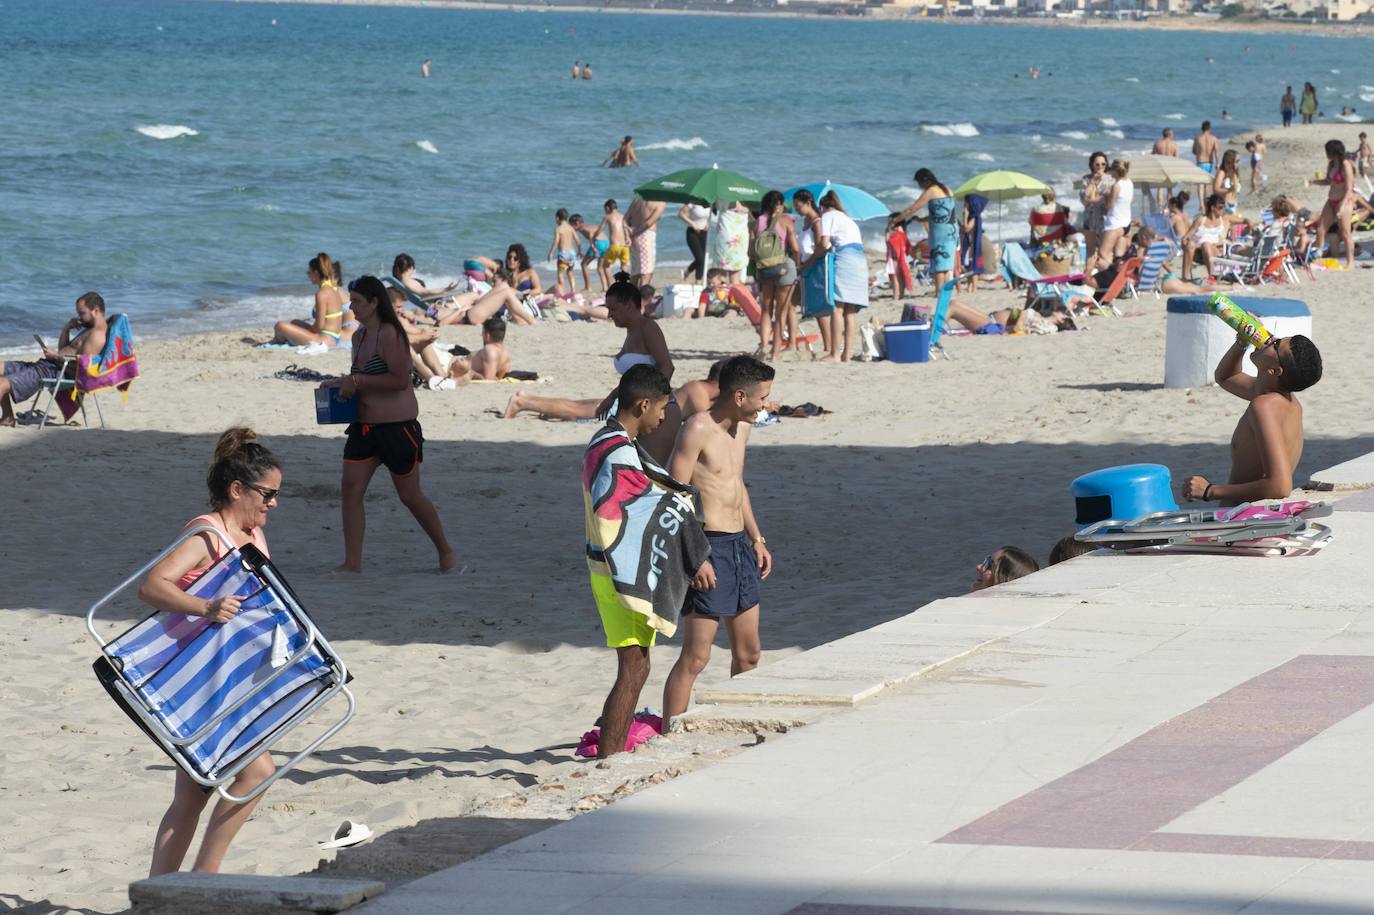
xmin=0 ymin=292 xmax=108 ymax=427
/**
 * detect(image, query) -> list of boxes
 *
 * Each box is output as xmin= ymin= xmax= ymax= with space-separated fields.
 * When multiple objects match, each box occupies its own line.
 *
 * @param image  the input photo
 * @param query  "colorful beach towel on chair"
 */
xmin=583 ymin=419 xmax=710 ymax=638
xmin=58 ymin=313 xmax=140 ymax=421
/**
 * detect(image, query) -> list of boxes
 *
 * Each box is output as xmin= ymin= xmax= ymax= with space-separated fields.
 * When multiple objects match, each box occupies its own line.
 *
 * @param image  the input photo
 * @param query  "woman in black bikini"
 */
xmin=321 ymin=275 xmax=456 ymax=573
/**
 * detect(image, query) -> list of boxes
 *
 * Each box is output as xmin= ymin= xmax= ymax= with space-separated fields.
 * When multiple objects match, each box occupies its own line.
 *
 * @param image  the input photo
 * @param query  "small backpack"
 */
xmin=754 ymin=221 xmax=788 ymax=269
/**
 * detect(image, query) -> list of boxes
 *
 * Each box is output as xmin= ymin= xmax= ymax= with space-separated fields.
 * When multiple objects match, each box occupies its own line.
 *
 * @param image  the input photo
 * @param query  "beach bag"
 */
xmin=754 ymin=223 xmax=788 ymax=270
xmin=801 ymin=255 xmax=836 ymax=317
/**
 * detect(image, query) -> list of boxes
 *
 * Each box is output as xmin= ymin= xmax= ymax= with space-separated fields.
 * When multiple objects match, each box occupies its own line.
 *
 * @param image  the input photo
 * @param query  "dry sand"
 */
xmin=2 ymin=124 xmax=1373 ymax=914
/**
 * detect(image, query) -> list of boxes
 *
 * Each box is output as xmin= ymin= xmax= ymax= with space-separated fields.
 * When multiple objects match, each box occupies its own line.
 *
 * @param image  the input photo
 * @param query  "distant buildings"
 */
xmin=860 ymin=0 xmax=1372 ymax=19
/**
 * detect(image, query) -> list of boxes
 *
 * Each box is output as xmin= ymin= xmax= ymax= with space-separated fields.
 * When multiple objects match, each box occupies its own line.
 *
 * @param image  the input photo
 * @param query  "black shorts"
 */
xmin=343 ymin=420 xmax=424 ymax=476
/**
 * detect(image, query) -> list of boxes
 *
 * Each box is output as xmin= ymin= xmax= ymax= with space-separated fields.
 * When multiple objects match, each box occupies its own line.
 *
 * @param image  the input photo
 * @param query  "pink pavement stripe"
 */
xmin=937 ymin=655 xmax=1374 ymax=856
xmin=785 ymin=901 xmax=1115 ymax=906
xmin=1135 ymin=831 xmax=1374 ymax=860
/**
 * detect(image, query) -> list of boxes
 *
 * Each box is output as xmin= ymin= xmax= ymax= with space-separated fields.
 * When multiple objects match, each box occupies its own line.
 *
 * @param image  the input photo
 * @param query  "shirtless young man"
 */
xmin=1 ymin=292 xmax=108 ymax=426
xmin=1181 ymin=332 xmax=1323 ymax=507
xmin=447 ymin=317 xmax=511 ymax=382
xmin=674 ymin=360 xmax=726 ymax=417
xmin=662 ymin=355 xmax=775 ymax=728
xmin=1152 ymin=128 xmax=1180 ymax=206
xmin=1193 ymin=120 xmax=1219 ymax=174
xmin=626 ymin=195 xmax=666 ymax=287
xmin=596 ymin=200 xmax=631 ymax=291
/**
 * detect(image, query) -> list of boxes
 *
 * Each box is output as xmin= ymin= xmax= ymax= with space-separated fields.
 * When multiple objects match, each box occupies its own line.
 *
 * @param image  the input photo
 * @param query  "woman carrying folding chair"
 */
xmin=135 ymin=427 xmax=283 ymax=876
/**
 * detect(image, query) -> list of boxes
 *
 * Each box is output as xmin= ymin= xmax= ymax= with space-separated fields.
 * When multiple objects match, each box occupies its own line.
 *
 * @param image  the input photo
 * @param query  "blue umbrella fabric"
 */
xmin=784 ymin=182 xmax=889 ymax=222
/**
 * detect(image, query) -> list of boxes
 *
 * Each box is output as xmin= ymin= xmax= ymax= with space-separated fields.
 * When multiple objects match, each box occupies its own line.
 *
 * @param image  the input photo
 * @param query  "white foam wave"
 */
xmin=1335 ymin=113 xmax=1362 ymax=122
xmin=253 ymin=204 xmax=281 ymax=213
xmin=1163 ymin=113 xmax=1185 ymax=120
xmin=1060 ymin=130 xmax=1090 ymax=140
xmin=1363 ymin=85 xmax=1374 ymax=91
xmin=637 ymin=136 xmax=708 ymax=152
xmin=878 ymin=185 xmax=921 ymax=205
xmin=1361 ymin=93 xmax=1374 ymax=103
xmin=963 ymin=151 xmax=995 ymax=162
xmin=1030 ymin=133 xmax=1042 ymax=142
xmin=136 ymin=124 xmax=198 ymax=140
xmin=1038 ymin=142 xmax=1084 ymax=154
xmin=1103 ymin=128 xmax=1125 ymax=139
xmin=1123 ymin=77 xmax=1140 ymax=83
xmin=921 ymin=122 xmax=979 ymax=137
xmin=416 ymin=140 xmax=439 ymax=154
xmin=1099 ymin=117 xmax=1120 ymax=127
xmin=1331 ymin=68 xmax=1342 ymax=74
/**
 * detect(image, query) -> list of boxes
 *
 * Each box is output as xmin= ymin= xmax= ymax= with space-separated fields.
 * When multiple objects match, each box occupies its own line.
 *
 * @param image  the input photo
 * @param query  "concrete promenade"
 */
xmin=351 ymin=488 xmax=1374 ymax=914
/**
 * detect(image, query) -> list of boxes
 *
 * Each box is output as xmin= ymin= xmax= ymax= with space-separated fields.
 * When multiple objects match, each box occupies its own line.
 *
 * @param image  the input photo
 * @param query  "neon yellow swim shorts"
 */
xmin=601 ymin=244 xmax=631 ymax=269
xmin=590 ymin=572 xmax=656 ymax=648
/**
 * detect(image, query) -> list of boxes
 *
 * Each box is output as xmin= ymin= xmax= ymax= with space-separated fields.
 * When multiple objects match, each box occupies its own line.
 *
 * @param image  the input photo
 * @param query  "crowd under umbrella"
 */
xmin=634 ymin=164 xmax=766 ymax=277
xmin=951 ymin=169 xmax=1052 ymax=241
xmin=782 ymin=181 xmax=890 ymax=222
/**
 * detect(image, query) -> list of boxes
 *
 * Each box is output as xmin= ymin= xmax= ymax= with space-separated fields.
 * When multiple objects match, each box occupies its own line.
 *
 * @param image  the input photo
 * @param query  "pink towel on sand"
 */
xmin=574 ymin=714 xmax=662 ymax=758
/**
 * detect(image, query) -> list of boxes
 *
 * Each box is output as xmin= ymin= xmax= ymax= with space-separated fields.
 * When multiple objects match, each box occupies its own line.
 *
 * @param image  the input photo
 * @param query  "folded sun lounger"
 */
xmin=1075 ymin=500 xmax=1333 ymax=556
xmin=88 ymin=525 xmax=354 ymax=803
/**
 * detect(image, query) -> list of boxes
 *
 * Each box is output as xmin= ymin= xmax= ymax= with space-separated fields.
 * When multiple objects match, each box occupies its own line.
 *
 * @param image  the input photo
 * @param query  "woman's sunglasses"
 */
xmin=243 ymin=481 xmax=281 ymax=502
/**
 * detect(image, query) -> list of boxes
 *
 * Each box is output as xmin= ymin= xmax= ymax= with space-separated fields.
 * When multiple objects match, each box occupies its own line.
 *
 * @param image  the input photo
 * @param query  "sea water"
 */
xmin=2 ymin=0 xmax=1371 ymax=346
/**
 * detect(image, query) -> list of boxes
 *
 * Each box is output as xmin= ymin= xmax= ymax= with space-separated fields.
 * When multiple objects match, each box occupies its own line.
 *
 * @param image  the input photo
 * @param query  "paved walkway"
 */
xmin=355 ymin=487 xmax=1374 ymax=915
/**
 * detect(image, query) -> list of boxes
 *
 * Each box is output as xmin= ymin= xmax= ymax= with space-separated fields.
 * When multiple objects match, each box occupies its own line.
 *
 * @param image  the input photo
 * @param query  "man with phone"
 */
xmin=0 ymin=291 xmax=108 ymax=426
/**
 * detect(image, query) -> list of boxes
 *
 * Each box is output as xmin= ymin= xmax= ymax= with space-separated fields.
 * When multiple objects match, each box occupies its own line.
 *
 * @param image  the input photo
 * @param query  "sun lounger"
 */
xmin=381 ymin=275 xmax=464 ymax=311
xmin=1076 ymin=500 xmax=1333 ymax=557
xmin=998 ymin=243 xmax=1093 ymax=315
xmin=1135 ymin=240 xmax=1175 ymax=297
xmin=88 ymin=525 xmax=354 ymax=803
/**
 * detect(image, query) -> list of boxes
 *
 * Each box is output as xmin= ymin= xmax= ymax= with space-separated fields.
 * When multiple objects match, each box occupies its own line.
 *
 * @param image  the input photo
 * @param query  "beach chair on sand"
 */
xmin=88 ymin=525 xmax=354 ymax=803
xmin=27 ymin=314 xmax=140 ymax=430
xmin=998 ymin=243 xmax=1093 ymax=315
xmin=1212 ymin=229 xmax=1290 ymax=287
xmin=1090 ymin=255 xmax=1140 ymax=316
xmin=1134 ymin=240 xmax=1175 ymax=297
xmin=381 ymin=275 xmax=465 ymax=312
xmin=1076 ymin=500 xmax=1333 ymax=557
xmin=1143 ymin=214 xmax=1177 ymax=244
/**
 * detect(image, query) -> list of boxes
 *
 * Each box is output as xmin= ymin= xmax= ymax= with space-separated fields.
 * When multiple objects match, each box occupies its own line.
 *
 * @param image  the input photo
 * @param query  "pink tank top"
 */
xmin=175 ymin=512 xmax=270 ymax=591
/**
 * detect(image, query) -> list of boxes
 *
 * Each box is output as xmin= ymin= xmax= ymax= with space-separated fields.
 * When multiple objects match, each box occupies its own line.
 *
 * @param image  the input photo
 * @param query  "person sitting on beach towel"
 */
xmin=584 ymin=365 xmax=711 ymax=758
xmin=446 ymin=316 xmax=512 ymax=383
xmin=0 ymin=292 xmax=108 ymax=427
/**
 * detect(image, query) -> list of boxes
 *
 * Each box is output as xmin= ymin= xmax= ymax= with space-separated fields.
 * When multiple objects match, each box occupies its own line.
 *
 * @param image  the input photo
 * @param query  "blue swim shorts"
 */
xmin=683 ymin=530 xmax=761 ymax=619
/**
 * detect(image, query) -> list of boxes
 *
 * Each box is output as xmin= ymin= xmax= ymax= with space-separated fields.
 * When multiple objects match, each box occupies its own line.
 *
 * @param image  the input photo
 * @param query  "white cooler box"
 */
xmin=659 ymin=284 xmax=704 ymax=319
xmin=1164 ymin=295 xmax=1312 ymax=389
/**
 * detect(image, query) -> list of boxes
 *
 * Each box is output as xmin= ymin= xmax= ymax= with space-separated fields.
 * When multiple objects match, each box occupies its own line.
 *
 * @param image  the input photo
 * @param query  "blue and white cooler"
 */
xmin=1164 ymin=295 xmax=1312 ymax=389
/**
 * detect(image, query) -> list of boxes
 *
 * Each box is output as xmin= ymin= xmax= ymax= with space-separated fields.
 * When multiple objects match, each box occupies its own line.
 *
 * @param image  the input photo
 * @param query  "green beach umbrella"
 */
xmin=634 ymin=164 xmax=766 ymax=206
xmin=952 ymin=170 xmax=1052 ymax=242
xmin=952 ymin=170 xmax=1050 ymax=202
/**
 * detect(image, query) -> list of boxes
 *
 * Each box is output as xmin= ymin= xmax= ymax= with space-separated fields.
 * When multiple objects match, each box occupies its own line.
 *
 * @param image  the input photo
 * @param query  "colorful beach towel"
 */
xmin=583 ymin=419 xmax=710 ymax=638
xmin=58 ymin=313 xmax=140 ymax=421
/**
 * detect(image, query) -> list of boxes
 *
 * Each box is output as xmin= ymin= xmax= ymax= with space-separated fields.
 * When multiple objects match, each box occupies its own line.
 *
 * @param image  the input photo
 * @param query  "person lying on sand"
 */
xmin=432 ymin=269 xmax=539 ymax=327
xmin=1 ymin=292 xmax=108 ymax=426
xmin=1181 ymin=331 xmax=1322 ymax=507
xmin=386 ymin=287 xmax=452 ymax=390
xmin=447 ymin=316 xmax=512 ymax=382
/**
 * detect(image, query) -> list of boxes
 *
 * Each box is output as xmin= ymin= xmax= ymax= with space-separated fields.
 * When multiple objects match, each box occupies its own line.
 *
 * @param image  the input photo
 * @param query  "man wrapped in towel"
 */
xmin=583 ymin=364 xmax=711 ymax=758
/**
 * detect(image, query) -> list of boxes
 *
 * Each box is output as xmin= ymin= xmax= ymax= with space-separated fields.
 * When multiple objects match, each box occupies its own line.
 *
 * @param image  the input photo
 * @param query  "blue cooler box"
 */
xmin=1071 ymin=463 xmax=1178 ymax=525
xmin=315 ymin=387 xmax=358 ymax=425
xmin=884 ymin=322 xmax=931 ymax=364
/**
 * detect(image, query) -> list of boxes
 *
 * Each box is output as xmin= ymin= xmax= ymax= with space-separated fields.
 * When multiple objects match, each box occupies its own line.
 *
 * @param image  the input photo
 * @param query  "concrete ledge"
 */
xmin=130 ymin=873 xmax=384 ymax=915
xmin=694 ymin=598 xmax=1067 ymax=707
xmin=1309 ymin=450 xmax=1374 ymax=490
xmin=670 ymin=702 xmax=833 ymax=733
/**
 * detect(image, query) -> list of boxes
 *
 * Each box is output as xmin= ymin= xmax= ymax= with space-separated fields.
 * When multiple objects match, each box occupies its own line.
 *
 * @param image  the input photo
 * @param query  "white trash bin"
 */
xmin=1164 ymin=295 xmax=1313 ymax=389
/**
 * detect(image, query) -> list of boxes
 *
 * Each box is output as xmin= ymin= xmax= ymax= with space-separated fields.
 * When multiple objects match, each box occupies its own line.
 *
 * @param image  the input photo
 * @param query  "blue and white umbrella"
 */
xmin=784 ymin=181 xmax=890 ymax=222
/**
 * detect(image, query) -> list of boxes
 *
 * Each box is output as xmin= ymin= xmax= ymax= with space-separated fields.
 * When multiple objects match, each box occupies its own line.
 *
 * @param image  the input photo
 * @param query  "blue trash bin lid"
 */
xmin=1166 ymin=296 xmax=1310 ymax=317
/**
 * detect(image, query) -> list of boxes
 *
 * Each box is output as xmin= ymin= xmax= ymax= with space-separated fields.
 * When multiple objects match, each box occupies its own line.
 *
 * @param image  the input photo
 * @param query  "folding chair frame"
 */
xmin=87 ymin=525 xmax=354 ymax=803
xmin=25 ymin=355 xmax=104 ymax=430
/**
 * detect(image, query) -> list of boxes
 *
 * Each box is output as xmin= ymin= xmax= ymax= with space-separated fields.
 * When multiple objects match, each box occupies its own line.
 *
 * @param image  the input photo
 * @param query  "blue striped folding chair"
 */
xmin=88 ymin=525 xmax=354 ymax=803
xmin=1135 ymin=240 xmax=1176 ymax=297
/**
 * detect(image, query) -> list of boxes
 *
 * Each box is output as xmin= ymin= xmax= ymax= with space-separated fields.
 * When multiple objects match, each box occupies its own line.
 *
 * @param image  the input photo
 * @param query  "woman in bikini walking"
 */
xmin=322 ymin=275 xmax=456 ymax=573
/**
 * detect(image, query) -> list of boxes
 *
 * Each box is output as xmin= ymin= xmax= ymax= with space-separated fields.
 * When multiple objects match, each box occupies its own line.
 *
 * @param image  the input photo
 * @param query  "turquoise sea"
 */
xmin=3 ymin=0 xmax=1373 ymax=346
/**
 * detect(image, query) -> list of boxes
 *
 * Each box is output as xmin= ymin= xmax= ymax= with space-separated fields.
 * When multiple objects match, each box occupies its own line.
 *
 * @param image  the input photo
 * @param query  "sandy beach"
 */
xmin=3 ymin=124 xmax=1373 ymax=914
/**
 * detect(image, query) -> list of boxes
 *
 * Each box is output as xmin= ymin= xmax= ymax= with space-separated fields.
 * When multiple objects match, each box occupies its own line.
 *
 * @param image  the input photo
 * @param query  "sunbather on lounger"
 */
xmin=0 ymin=292 xmax=108 ymax=426
xmin=392 ymin=252 xmax=460 ymax=300
xmin=433 ymin=269 xmax=538 ymax=327
xmin=447 ymin=317 xmax=512 ymax=382
xmin=1181 ymin=331 xmax=1323 ymax=506
xmin=136 ymin=428 xmax=283 ymax=876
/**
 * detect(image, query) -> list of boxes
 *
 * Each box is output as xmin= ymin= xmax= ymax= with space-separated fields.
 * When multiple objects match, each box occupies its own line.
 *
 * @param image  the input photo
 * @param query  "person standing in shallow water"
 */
xmin=321 ymin=275 xmax=456 ymax=573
